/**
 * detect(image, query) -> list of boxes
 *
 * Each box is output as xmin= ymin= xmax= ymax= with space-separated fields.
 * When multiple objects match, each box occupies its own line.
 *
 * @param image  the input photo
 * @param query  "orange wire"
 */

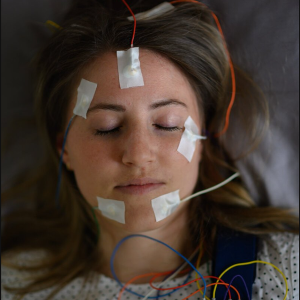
xmin=117 ymin=272 xmax=156 ymax=300
xmin=149 ymin=275 xmax=232 ymax=299
xmin=148 ymin=267 xmax=191 ymax=283
xmin=118 ymin=273 xmax=239 ymax=300
xmin=117 ymin=267 xmax=192 ymax=300
xmin=170 ymin=0 xmax=236 ymax=137
xmin=181 ymin=282 xmax=240 ymax=300
xmin=121 ymin=0 xmax=136 ymax=47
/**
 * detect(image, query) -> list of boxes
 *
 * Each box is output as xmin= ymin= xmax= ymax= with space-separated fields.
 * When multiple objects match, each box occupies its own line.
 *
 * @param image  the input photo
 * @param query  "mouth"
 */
xmin=115 ymin=178 xmax=165 ymax=195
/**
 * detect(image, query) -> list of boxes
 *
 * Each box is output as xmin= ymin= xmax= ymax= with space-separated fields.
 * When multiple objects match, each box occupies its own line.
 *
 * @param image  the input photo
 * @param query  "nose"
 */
xmin=121 ymin=128 xmax=155 ymax=168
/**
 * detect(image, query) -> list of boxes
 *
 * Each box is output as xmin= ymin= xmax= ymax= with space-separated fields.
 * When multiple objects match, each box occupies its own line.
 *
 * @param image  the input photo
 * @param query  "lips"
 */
xmin=115 ymin=178 xmax=165 ymax=195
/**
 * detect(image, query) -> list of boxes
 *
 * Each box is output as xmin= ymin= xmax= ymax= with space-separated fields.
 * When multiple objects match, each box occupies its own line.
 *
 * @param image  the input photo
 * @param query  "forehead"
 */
xmin=76 ymin=49 xmax=199 ymax=113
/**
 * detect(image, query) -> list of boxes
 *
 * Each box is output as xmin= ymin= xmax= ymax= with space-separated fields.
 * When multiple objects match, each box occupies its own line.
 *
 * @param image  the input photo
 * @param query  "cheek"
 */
xmin=164 ymin=140 xmax=201 ymax=198
xmin=67 ymin=134 xmax=119 ymax=202
xmin=181 ymin=142 xmax=202 ymax=193
xmin=65 ymin=125 xmax=201 ymax=203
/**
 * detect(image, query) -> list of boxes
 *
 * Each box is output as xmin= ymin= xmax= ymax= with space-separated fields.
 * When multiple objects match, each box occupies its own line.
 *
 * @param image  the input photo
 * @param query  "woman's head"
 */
xmin=34 ymin=1 xmax=233 ymax=231
xmin=62 ymin=50 xmax=203 ymax=232
xmin=35 ymin=1 xmax=229 ymax=155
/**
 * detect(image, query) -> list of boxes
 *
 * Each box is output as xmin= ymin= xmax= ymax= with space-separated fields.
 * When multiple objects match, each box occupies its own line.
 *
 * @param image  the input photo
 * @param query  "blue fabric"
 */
xmin=212 ymin=227 xmax=257 ymax=299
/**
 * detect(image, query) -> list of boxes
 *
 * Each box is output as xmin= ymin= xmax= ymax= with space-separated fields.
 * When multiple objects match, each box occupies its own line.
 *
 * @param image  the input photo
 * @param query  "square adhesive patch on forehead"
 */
xmin=151 ymin=190 xmax=181 ymax=222
xmin=96 ymin=197 xmax=125 ymax=224
xmin=73 ymin=78 xmax=97 ymax=119
xmin=117 ymin=47 xmax=144 ymax=89
xmin=177 ymin=116 xmax=206 ymax=162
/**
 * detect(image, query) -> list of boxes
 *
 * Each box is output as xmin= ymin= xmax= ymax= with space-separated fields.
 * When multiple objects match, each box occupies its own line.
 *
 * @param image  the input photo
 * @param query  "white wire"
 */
xmin=141 ymin=247 xmax=199 ymax=300
xmin=140 ymin=173 xmax=240 ymax=300
xmin=181 ymin=172 xmax=240 ymax=203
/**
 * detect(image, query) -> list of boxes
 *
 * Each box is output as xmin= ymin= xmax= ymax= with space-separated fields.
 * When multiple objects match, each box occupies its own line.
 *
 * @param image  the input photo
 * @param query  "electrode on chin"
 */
xmin=151 ymin=190 xmax=181 ymax=222
xmin=150 ymin=173 xmax=239 ymax=223
xmin=96 ymin=196 xmax=126 ymax=224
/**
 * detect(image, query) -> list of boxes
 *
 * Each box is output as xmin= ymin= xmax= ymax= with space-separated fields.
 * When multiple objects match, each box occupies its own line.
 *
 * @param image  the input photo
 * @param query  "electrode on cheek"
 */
xmin=73 ymin=78 xmax=97 ymax=119
xmin=151 ymin=190 xmax=181 ymax=222
xmin=117 ymin=47 xmax=144 ymax=89
xmin=96 ymin=196 xmax=126 ymax=224
xmin=177 ymin=116 xmax=206 ymax=162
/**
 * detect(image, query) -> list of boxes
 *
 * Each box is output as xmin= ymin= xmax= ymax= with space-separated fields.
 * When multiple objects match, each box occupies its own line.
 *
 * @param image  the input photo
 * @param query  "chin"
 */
xmin=122 ymin=206 xmax=162 ymax=233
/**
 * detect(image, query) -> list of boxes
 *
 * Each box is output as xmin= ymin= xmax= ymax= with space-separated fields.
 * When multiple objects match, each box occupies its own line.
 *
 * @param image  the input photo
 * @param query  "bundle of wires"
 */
xmin=111 ymin=234 xmax=288 ymax=300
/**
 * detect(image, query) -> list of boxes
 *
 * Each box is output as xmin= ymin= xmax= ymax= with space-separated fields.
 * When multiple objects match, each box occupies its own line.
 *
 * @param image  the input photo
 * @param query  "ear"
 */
xmin=56 ymin=133 xmax=73 ymax=171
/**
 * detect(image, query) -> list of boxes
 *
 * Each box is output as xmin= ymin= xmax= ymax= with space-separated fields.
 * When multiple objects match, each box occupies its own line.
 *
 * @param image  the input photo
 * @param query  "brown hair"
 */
xmin=2 ymin=1 xmax=298 ymax=298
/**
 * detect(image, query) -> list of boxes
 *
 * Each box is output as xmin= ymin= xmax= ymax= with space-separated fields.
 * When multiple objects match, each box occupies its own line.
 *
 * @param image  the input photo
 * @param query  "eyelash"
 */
xmin=95 ymin=125 xmax=182 ymax=136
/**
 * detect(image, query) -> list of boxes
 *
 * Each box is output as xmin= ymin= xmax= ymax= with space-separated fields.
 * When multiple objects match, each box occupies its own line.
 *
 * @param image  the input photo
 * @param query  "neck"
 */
xmin=96 ymin=206 xmax=194 ymax=284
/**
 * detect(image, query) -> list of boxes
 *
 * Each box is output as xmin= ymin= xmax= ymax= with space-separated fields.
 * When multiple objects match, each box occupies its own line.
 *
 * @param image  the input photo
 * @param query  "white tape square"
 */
xmin=73 ymin=79 xmax=97 ymax=119
xmin=96 ymin=197 xmax=125 ymax=224
xmin=117 ymin=47 xmax=144 ymax=89
xmin=177 ymin=116 xmax=206 ymax=162
xmin=151 ymin=190 xmax=180 ymax=222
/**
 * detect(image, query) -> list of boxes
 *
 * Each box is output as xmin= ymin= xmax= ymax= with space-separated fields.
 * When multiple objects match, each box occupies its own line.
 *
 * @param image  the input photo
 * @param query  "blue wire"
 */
xmin=223 ymin=274 xmax=250 ymax=300
xmin=156 ymin=253 xmax=198 ymax=299
xmin=110 ymin=234 xmax=207 ymax=299
xmin=55 ymin=114 xmax=76 ymax=208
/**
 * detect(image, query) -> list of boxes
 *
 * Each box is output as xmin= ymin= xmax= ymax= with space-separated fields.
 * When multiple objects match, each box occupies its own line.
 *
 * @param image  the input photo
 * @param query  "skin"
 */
xmin=60 ymin=49 xmax=204 ymax=282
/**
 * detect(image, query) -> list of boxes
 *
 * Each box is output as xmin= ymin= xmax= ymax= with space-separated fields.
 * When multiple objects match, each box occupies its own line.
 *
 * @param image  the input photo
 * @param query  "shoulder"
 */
xmin=1 ymin=250 xmax=114 ymax=299
xmin=2 ymin=249 xmax=49 ymax=279
xmin=1 ymin=249 xmax=49 ymax=298
xmin=258 ymin=232 xmax=299 ymax=254
xmin=254 ymin=232 xmax=299 ymax=299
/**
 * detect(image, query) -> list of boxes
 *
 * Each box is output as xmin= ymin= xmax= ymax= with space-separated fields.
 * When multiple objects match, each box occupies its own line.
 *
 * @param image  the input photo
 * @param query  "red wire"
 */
xmin=121 ymin=0 xmax=136 ymax=47
xmin=117 ymin=267 xmax=191 ymax=300
xmin=181 ymin=282 xmax=241 ymax=300
xmin=118 ymin=273 xmax=239 ymax=300
xmin=118 ymin=272 xmax=156 ymax=300
xmin=149 ymin=275 xmax=232 ymax=299
xmin=170 ymin=0 xmax=236 ymax=137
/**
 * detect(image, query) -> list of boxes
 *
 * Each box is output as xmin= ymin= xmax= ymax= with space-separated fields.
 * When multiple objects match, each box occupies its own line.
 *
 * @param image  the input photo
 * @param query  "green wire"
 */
xmin=92 ymin=207 xmax=100 ymax=242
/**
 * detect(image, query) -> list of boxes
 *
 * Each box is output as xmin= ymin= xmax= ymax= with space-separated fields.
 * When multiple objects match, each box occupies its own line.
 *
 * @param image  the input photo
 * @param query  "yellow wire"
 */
xmin=195 ymin=239 xmax=211 ymax=300
xmin=45 ymin=20 xmax=63 ymax=31
xmin=212 ymin=260 xmax=289 ymax=299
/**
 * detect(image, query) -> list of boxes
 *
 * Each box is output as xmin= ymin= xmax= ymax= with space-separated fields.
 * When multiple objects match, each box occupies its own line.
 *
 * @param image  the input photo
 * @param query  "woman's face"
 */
xmin=62 ymin=50 xmax=203 ymax=232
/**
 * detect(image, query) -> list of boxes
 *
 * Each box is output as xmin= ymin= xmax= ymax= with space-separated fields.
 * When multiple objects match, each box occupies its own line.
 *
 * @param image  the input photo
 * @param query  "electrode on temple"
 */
xmin=177 ymin=116 xmax=206 ymax=162
xmin=73 ymin=78 xmax=97 ymax=119
xmin=117 ymin=47 xmax=144 ymax=89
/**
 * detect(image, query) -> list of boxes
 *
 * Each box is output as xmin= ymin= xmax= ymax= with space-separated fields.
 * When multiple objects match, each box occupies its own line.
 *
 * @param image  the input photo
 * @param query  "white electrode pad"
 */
xmin=73 ymin=78 xmax=97 ymax=119
xmin=96 ymin=196 xmax=125 ymax=224
xmin=177 ymin=116 xmax=206 ymax=162
xmin=117 ymin=47 xmax=144 ymax=89
xmin=151 ymin=190 xmax=181 ymax=222
xmin=127 ymin=2 xmax=174 ymax=21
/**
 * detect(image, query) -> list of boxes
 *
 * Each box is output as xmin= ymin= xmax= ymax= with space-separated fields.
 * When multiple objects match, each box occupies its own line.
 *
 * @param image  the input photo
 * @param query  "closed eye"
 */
xmin=95 ymin=125 xmax=182 ymax=136
xmin=153 ymin=124 xmax=183 ymax=132
xmin=95 ymin=127 xmax=121 ymax=136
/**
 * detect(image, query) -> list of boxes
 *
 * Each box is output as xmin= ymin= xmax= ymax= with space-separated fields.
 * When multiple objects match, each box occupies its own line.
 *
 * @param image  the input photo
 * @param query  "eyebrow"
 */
xmin=150 ymin=99 xmax=187 ymax=110
xmin=87 ymin=99 xmax=187 ymax=115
